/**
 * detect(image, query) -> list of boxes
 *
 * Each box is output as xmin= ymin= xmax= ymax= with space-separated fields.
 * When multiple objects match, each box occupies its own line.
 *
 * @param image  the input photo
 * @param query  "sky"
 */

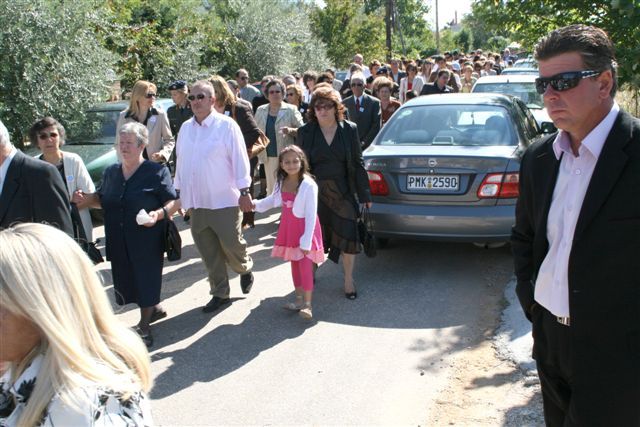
xmin=424 ymin=0 xmax=473 ymax=30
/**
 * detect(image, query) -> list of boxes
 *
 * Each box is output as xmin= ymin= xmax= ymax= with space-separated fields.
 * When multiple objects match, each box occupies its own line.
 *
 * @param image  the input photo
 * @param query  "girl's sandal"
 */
xmin=299 ymin=303 xmax=313 ymax=320
xmin=284 ymin=296 xmax=304 ymax=311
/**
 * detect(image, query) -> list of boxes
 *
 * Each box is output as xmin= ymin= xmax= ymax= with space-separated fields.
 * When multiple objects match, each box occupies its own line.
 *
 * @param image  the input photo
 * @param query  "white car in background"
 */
xmin=471 ymin=74 xmax=555 ymax=131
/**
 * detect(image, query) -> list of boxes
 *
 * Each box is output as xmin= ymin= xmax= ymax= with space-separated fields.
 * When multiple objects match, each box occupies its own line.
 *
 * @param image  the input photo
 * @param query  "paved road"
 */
xmin=96 ymin=210 xmax=514 ymax=425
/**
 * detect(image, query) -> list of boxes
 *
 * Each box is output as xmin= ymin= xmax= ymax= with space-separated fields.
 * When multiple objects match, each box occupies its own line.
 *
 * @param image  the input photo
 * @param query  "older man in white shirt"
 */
xmin=175 ymin=80 xmax=254 ymax=314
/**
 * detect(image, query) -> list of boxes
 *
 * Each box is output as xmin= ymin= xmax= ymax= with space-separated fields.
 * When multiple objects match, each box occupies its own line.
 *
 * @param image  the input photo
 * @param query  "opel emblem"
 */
xmin=428 ymin=158 xmax=437 ymax=167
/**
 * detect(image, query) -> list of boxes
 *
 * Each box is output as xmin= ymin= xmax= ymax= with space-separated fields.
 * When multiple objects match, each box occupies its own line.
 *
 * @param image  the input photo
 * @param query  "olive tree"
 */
xmin=0 ymin=0 xmax=116 ymax=147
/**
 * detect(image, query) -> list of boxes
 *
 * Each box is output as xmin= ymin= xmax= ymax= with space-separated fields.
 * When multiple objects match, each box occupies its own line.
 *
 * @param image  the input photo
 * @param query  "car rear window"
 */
xmin=472 ymin=82 xmax=543 ymax=109
xmin=379 ymin=104 xmax=517 ymax=147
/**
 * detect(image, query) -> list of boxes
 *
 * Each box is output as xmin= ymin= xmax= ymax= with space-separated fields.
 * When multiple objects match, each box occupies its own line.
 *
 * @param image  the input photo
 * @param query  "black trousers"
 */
xmin=532 ymin=305 xmax=640 ymax=427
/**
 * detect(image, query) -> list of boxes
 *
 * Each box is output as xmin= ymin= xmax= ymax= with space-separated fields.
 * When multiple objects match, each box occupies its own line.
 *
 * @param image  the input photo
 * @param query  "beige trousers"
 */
xmin=190 ymin=207 xmax=253 ymax=298
xmin=264 ymin=156 xmax=280 ymax=196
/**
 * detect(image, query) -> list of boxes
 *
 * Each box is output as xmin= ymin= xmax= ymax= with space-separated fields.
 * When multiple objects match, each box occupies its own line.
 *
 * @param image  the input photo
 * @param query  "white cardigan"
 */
xmin=39 ymin=151 xmax=95 ymax=241
xmin=254 ymin=175 xmax=318 ymax=251
xmin=399 ymin=75 xmax=425 ymax=104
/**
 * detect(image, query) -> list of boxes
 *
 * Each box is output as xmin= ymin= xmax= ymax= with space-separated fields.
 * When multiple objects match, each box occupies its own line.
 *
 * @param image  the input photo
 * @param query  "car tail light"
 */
xmin=367 ymin=171 xmax=389 ymax=196
xmin=477 ymin=173 xmax=519 ymax=198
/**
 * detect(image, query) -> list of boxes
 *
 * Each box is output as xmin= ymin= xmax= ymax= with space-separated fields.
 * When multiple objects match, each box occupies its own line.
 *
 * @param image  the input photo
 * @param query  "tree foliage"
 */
xmin=0 ymin=0 xmax=116 ymax=146
xmin=470 ymin=0 xmax=640 ymax=91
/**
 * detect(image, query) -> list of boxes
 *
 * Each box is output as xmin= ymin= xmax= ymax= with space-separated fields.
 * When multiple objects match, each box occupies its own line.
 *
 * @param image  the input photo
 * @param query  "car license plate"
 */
xmin=407 ymin=174 xmax=459 ymax=191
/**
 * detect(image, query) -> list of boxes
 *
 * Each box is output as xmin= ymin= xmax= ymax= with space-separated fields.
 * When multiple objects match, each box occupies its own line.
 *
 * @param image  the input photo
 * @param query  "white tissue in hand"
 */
xmin=136 ymin=209 xmax=153 ymax=225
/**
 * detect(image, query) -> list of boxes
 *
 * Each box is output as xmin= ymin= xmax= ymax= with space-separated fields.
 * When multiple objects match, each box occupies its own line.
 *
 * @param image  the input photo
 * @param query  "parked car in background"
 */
xmin=25 ymin=98 xmax=173 ymax=220
xmin=501 ymin=67 xmax=539 ymax=75
xmin=471 ymin=75 xmax=555 ymax=130
xmin=363 ymin=93 xmax=547 ymax=247
xmin=512 ymin=57 xmax=538 ymax=69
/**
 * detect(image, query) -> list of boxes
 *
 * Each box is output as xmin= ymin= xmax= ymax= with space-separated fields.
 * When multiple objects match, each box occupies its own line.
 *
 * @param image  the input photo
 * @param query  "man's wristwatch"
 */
xmin=240 ymin=188 xmax=251 ymax=197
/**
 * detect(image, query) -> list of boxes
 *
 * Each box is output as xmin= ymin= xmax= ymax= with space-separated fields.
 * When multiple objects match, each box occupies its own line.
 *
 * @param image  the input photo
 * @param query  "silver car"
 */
xmin=363 ymin=93 xmax=546 ymax=246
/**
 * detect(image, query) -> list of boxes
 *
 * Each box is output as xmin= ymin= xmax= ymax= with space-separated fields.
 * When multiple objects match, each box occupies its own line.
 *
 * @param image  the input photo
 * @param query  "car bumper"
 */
xmin=369 ymin=202 xmax=515 ymax=242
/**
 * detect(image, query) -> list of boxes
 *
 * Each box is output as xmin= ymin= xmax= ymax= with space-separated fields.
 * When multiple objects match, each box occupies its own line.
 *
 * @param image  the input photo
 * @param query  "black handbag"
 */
xmin=357 ymin=206 xmax=377 ymax=258
xmin=70 ymin=203 xmax=103 ymax=264
xmin=162 ymin=207 xmax=182 ymax=261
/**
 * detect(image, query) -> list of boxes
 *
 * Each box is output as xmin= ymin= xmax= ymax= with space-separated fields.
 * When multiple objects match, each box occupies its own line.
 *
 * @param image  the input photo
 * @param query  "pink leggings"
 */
xmin=290 ymin=257 xmax=314 ymax=291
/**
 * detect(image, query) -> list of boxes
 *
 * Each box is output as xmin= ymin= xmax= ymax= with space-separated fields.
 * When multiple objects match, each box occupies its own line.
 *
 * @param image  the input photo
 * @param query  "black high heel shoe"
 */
xmin=344 ymin=283 xmax=357 ymax=300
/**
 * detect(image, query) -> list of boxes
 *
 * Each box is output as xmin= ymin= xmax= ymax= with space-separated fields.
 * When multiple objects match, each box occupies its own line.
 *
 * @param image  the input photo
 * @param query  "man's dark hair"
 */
xmin=316 ymin=72 xmax=334 ymax=84
xmin=534 ymin=24 xmax=617 ymax=97
xmin=437 ymin=69 xmax=451 ymax=79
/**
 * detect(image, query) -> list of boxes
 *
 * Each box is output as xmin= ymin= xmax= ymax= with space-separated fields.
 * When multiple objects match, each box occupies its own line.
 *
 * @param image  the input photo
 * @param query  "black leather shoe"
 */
xmin=240 ymin=272 xmax=254 ymax=294
xmin=202 ymin=296 xmax=231 ymax=313
xmin=345 ymin=291 xmax=358 ymax=300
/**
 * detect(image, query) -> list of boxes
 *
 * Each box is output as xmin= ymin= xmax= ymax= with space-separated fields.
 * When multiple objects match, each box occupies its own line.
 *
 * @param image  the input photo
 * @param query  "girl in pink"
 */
xmin=253 ymin=145 xmax=324 ymax=319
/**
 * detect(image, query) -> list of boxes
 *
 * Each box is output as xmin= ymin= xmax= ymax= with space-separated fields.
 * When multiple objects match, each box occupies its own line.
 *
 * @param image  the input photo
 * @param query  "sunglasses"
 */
xmin=351 ymin=82 xmax=364 ymax=87
xmin=187 ymin=94 xmax=209 ymax=101
xmin=38 ymin=132 xmax=59 ymax=140
xmin=145 ymin=93 xmax=157 ymax=99
xmin=535 ymin=70 xmax=601 ymax=94
xmin=268 ymin=90 xmax=282 ymax=94
xmin=314 ymin=104 xmax=334 ymax=111
xmin=239 ymin=76 xmax=248 ymax=80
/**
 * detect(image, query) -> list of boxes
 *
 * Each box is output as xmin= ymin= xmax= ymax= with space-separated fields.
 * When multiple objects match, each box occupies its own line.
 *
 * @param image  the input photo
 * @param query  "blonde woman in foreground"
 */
xmin=0 ymin=223 xmax=152 ymax=426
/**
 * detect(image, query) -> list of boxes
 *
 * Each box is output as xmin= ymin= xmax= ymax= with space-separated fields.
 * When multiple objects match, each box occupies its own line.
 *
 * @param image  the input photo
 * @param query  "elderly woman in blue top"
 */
xmin=79 ymin=122 xmax=180 ymax=347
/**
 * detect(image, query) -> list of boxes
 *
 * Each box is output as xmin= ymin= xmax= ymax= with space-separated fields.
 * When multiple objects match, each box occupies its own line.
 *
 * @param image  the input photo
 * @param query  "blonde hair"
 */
xmin=208 ymin=74 xmax=236 ymax=107
xmin=128 ymin=80 xmax=157 ymax=120
xmin=0 ymin=224 xmax=151 ymax=426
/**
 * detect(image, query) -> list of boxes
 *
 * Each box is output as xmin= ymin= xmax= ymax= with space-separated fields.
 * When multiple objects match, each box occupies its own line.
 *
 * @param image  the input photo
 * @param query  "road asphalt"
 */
xmin=94 ymin=209 xmax=528 ymax=425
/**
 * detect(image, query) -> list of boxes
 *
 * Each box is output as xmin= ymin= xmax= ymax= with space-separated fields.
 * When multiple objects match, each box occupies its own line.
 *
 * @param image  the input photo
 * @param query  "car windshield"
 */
xmin=472 ymin=82 xmax=544 ymax=109
xmin=65 ymin=109 xmax=121 ymax=145
xmin=379 ymin=104 xmax=517 ymax=147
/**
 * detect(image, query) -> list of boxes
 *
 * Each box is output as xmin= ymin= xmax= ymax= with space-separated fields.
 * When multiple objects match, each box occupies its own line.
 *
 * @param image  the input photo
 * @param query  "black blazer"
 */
xmin=511 ymin=110 xmax=640 ymax=382
xmin=296 ymin=120 xmax=371 ymax=204
xmin=0 ymin=150 xmax=73 ymax=235
xmin=342 ymin=94 xmax=381 ymax=149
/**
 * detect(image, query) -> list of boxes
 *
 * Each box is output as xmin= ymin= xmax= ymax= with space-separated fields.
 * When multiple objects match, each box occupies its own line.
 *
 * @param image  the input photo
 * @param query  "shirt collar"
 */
xmin=194 ymin=110 xmax=217 ymax=128
xmin=552 ymin=102 xmax=620 ymax=160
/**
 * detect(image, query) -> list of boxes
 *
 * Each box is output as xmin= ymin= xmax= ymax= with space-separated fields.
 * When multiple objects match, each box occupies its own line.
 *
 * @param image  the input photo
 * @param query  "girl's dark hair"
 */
xmin=276 ymin=145 xmax=312 ymax=191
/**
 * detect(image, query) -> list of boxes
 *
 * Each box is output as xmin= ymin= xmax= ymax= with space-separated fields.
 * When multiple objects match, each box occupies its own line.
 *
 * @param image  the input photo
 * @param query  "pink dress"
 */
xmin=272 ymin=192 xmax=325 ymax=264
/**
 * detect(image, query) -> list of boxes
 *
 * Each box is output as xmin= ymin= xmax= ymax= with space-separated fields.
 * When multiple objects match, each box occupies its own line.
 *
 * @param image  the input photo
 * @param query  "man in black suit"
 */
xmin=511 ymin=25 xmax=640 ymax=425
xmin=342 ymin=73 xmax=381 ymax=149
xmin=420 ymin=69 xmax=453 ymax=96
xmin=0 ymin=119 xmax=72 ymax=234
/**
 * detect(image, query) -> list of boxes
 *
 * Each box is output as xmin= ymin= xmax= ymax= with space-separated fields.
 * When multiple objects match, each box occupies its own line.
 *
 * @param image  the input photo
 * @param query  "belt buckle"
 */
xmin=556 ymin=316 xmax=571 ymax=326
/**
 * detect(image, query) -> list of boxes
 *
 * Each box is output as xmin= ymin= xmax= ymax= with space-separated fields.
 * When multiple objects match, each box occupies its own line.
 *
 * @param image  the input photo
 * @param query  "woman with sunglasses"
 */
xmin=29 ymin=117 xmax=95 ymax=242
xmin=116 ymin=80 xmax=175 ymax=168
xmin=208 ymin=74 xmax=263 ymax=228
xmin=296 ymin=86 xmax=372 ymax=300
xmin=285 ymin=84 xmax=309 ymax=123
xmin=255 ymin=79 xmax=304 ymax=196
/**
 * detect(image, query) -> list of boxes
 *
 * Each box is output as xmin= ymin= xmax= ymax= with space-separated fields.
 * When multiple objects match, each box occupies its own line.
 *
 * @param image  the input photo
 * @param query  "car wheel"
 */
xmin=376 ymin=237 xmax=390 ymax=248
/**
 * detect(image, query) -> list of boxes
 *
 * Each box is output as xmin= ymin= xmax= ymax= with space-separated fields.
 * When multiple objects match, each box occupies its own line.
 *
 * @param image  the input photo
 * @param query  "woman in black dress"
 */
xmin=296 ymin=86 xmax=372 ymax=299
xmin=80 ymin=122 xmax=179 ymax=347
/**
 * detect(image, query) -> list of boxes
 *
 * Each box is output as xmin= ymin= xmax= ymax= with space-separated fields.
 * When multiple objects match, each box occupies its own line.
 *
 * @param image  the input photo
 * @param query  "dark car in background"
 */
xmin=363 ymin=93 xmax=546 ymax=247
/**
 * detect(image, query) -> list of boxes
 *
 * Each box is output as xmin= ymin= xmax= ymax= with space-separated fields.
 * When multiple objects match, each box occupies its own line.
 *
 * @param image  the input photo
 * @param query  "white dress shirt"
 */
xmin=0 ymin=145 xmax=17 ymax=194
xmin=174 ymin=111 xmax=251 ymax=211
xmin=535 ymin=103 xmax=619 ymax=317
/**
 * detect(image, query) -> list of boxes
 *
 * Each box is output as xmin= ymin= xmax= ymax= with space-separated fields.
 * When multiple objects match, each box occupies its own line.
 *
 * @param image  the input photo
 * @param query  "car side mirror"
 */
xmin=540 ymin=121 xmax=556 ymax=134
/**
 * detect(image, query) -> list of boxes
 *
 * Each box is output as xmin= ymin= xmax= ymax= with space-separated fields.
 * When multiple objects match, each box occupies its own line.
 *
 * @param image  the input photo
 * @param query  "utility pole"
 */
xmin=386 ymin=0 xmax=392 ymax=62
xmin=435 ymin=0 xmax=440 ymax=53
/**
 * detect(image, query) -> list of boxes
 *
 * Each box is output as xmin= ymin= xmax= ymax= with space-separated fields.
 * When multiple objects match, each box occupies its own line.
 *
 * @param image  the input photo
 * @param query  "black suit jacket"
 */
xmin=342 ymin=94 xmax=381 ymax=149
xmin=0 ymin=150 xmax=73 ymax=235
xmin=511 ymin=110 xmax=640 ymax=385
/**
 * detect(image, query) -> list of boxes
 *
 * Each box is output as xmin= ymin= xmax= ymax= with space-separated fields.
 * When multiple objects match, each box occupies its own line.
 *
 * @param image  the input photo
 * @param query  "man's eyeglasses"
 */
xmin=351 ymin=82 xmax=364 ymax=87
xmin=314 ymin=103 xmax=334 ymax=111
xmin=38 ymin=132 xmax=59 ymax=140
xmin=187 ymin=94 xmax=209 ymax=101
xmin=239 ymin=76 xmax=248 ymax=81
xmin=268 ymin=90 xmax=282 ymax=94
xmin=535 ymin=70 xmax=602 ymax=94
xmin=145 ymin=93 xmax=157 ymax=99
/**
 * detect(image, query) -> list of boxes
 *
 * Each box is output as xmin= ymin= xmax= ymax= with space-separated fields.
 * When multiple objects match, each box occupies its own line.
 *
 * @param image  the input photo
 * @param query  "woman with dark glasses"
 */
xmin=116 ymin=80 xmax=175 ymax=168
xmin=285 ymin=84 xmax=309 ymax=123
xmin=29 ymin=117 xmax=95 ymax=242
xmin=296 ymin=86 xmax=372 ymax=300
xmin=255 ymin=79 xmax=304 ymax=196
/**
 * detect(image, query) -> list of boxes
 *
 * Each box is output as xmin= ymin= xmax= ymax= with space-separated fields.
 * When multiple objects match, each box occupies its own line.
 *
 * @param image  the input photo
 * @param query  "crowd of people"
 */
xmin=1 ymin=23 xmax=639 ymax=425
